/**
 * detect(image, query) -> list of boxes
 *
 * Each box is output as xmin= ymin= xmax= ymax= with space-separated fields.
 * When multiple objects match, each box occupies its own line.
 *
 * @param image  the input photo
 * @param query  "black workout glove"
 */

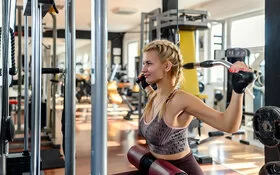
xmin=136 ymin=74 xmax=150 ymax=89
xmin=231 ymin=71 xmax=254 ymax=94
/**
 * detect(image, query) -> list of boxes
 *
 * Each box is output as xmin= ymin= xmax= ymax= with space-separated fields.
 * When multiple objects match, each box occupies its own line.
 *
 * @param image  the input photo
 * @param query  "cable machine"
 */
xmin=1 ymin=0 xmax=18 ymax=174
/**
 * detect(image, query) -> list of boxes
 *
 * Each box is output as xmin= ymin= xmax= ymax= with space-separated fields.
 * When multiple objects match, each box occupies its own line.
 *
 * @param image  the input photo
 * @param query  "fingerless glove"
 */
xmin=136 ymin=74 xmax=149 ymax=89
xmin=231 ymin=71 xmax=254 ymax=94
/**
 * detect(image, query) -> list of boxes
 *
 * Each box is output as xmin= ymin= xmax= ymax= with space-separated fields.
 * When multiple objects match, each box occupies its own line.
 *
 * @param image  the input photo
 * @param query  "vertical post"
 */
xmin=148 ymin=17 xmax=153 ymax=42
xmin=206 ymin=24 xmax=212 ymax=84
xmin=30 ymin=1 xmax=42 ymax=174
xmin=264 ymin=0 xmax=280 ymax=163
xmin=1 ymin=0 xmax=11 ymax=174
xmin=91 ymin=0 xmax=107 ymax=174
xmin=221 ymin=21 xmax=227 ymax=50
xmin=221 ymin=21 xmax=227 ymax=111
xmin=50 ymin=13 xmax=57 ymax=140
xmin=64 ymin=0 xmax=76 ymax=174
xmin=138 ymin=13 xmax=145 ymax=130
xmin=23 ymin=14 xmax=29 ymax=153
xmin=156 ymin=15 xmax=161 ymax=40
xmin=17 ymin=6 xmax=23 ymax=133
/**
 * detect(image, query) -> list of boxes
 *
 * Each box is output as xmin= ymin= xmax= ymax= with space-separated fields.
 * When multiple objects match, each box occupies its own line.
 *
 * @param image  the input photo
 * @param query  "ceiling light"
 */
xmin=112 ymin=7 xmax=138 ymax=15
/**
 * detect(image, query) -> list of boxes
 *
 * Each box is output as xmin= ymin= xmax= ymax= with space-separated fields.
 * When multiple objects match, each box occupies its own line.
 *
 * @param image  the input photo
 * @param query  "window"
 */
xmin=127 ymin=42 xmax=138 ymax=78
xmin=231 ymin=15 xmax=264 ymax=48
xmin=210 ymin=24 xmax=224 ymax=84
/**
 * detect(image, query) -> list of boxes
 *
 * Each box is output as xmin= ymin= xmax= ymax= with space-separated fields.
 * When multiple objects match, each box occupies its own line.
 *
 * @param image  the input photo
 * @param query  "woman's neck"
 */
xmin=156 ymin=75 xmax=176 ymax=97
xmin=156 ymin=83 xmax=175 ymax=97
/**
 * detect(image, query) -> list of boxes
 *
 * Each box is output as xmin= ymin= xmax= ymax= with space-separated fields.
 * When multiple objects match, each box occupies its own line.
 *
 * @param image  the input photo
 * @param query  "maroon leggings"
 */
xmin=120 ymin=152 xmax=204 ymax=175
xmin=166 ymin=152 xmax=204 ymax=175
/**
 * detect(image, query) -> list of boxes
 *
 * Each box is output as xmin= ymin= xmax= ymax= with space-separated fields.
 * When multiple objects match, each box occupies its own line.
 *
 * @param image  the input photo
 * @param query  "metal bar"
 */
xmin=64 ymin=0 xmax=76 ymax=173
xmin=91 ymin=0 xmax=107 ymax=174
xmin=148 ymin=17 xmax=153 ymax=41
xmin=17 ymin=6 xmax=23 ymax=133
xmin=44 ymin=44 xmax=51 ymax=131
xmin=1 ymin=0 xmax=12 ymax=174
xmin=37 ymin=4 xmax=43 ymax=171
xmin=30 ymin=2 xmax=42 ymax=174
xmin=138 ymin=13 xmax=145 ymax=131
xmin=156 ymin=21 xmax=208 ymax=30
xmin=156 ymin=15 xmax=161 ymax=39
xmin=30 ymin=0 xmax=38 ymax=173
xmin=212 ymin=60 xmax=232 ymax=69
xmin=223 ymin=20 xmax=231 ymax=111
xmin=23 ymin=14 xmax=29 ymax=152
xmin=163 ymin=9 xmax=208 ymax=16
xmin=90 ymin=0 xmax=96 ymax=173
xmin=221 ymin=21 xmax=226 ymax=51
xmin=50 ymin=13 xmax=57 ymax=140
xmin=206 ymin=26 xmax=212 ymax=84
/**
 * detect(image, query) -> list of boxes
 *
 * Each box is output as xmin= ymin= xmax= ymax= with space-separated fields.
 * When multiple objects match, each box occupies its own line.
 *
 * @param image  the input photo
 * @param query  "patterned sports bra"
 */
xmin=139 ymin=90 xmax=189 ymax=155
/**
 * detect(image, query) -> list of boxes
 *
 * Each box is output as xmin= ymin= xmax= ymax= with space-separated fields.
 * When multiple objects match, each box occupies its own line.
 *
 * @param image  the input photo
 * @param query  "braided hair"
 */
xmin=142 ymin=39 xmax=183 ymax=120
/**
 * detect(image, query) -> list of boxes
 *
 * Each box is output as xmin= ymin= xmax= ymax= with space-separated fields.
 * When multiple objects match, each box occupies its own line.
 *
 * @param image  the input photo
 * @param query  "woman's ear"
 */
xmin=164 ymin=61 xmax=172 ymax=72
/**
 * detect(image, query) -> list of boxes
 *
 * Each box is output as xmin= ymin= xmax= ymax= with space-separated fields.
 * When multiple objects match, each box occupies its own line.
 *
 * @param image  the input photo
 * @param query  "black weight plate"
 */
xmin=253 ymin=106 xmax=280 ymax=147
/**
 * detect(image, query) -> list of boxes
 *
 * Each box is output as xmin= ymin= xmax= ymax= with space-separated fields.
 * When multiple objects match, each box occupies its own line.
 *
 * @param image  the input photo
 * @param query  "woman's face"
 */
xmin=142 ymin=50 xmax=166 ymax=84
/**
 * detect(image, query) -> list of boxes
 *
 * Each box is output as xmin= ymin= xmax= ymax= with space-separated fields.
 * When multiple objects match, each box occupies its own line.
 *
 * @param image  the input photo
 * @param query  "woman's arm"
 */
xmin=222 ymin=91 xmax=244 ymax=132
xmin=175 ymin=90 xmax=243 ymax=133
xmin=178 ymin=61 xmax=253 ymax=133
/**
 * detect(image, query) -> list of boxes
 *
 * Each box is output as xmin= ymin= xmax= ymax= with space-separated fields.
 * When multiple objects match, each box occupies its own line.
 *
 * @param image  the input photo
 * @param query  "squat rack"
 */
xmin=0 ymin=0 xmax=108 ymax=174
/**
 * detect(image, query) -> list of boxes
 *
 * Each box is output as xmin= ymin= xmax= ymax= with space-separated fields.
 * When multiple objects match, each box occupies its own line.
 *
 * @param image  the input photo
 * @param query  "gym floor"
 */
xmin=11 ymin=100 xmax=264 ymax=175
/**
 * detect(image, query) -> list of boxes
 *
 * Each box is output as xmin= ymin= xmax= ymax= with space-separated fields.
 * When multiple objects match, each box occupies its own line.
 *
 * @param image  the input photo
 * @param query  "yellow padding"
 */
xmin=132 ymin=84 xmax=140 ymax=93
xmin=107 ymin=81 xmax=123 ymax=105
xmin=179 ymin=30 xmax=199 ymax=96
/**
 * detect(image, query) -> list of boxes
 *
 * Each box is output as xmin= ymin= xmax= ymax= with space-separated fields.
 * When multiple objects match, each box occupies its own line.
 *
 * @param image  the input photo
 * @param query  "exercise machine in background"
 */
xmin=107 ymin=64 xmax=123 ymax=105
xmin=1 ymin=1 xmax=64 ymax=174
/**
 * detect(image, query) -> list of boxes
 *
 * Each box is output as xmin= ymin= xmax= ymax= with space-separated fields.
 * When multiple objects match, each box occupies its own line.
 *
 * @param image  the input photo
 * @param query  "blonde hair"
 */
xmin=142 ymin=39 xmax=183 ymax=120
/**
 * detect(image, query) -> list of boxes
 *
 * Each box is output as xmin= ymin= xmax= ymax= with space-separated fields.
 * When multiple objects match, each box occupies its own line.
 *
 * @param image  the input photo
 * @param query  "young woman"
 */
xmin=137 ymin=39 xmax=253 ymax=174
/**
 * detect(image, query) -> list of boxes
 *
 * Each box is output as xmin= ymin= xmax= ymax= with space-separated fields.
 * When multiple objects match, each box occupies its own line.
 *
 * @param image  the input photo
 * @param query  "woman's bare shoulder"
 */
xmin=169 ymin=89 xmax=201 ymax=106
xmin=173 ymin=89 xmax=193 ymax=98
xmin=168 ymin=89 xmax=191 ymax=104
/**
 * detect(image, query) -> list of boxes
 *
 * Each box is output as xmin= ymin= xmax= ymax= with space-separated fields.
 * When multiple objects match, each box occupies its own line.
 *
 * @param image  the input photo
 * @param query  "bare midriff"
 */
xmin=150 ymin=146 xmax=191 ymax=160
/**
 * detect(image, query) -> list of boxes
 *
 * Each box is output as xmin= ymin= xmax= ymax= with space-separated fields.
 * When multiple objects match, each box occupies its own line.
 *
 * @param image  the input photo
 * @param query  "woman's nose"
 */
xmin=142 ymin=66 xmax=147 ymax=72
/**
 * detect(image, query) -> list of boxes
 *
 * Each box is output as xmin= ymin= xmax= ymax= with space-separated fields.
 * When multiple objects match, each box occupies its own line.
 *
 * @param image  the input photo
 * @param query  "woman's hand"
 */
xmin=136 ymin=73 xmax=150 ymax=89
xmin=229 ymin=61 xmax=252 ymax=73
xmin=229 ymin=61 xmax=254 ymax=94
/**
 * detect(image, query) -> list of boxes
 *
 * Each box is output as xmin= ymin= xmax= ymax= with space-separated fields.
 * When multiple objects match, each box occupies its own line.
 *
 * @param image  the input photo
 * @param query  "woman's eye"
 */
xmin=143 ymin=62 xmax=151 ymax=66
